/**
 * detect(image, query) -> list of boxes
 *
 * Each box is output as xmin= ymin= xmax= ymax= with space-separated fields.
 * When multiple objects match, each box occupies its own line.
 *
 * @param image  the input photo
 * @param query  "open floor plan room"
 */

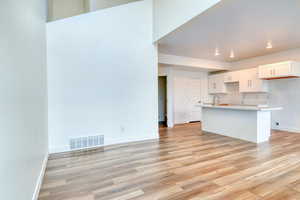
xmin=3 ymin=0 xmax=300 ymax=200
xmin=39 ymin=123 xmax=300 ymax=200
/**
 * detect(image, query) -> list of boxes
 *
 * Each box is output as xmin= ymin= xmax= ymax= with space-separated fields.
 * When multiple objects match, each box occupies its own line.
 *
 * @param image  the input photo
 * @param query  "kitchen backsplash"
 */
xmin=217 ymin=83 xmax=269 ymax=105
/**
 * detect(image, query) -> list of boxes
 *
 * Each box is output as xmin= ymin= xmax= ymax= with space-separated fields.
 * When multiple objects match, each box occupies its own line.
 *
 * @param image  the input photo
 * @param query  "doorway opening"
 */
xmin=158 ymin=76 xmax=167 ymax=127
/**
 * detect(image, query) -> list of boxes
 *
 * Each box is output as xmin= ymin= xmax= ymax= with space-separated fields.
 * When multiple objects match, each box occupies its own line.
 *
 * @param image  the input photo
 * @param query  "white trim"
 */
xmin=158 ymin=54 xmax=230 ymax=71
xmin=273 ymin=127 xmax=300 ymax=134
xmin=32 ymin=154 xmax=49 ymax=200
xmin=49 ymin=134 xmax=159 ymax=154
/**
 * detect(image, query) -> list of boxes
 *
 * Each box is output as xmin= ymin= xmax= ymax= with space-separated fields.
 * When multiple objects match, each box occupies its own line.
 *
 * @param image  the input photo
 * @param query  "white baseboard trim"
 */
xmin=32 ymin=154 xmax=48 ymax=200
xmin=273 ymin=127 xmax=300 ymax=133
xmin=49 ymin=134 xmax=159 ymax=154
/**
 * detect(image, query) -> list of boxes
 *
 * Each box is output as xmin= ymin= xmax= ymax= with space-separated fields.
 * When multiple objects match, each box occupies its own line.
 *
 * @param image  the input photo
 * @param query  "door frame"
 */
xmin=158 ymin=76 xmax=167 ymax=126
xmin=158 ymin=68 xmax=174 ymax=128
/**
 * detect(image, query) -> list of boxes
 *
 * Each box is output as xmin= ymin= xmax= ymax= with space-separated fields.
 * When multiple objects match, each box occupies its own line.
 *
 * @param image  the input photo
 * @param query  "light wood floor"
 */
xmin=39 ymin=123 xmax=300 ymax=200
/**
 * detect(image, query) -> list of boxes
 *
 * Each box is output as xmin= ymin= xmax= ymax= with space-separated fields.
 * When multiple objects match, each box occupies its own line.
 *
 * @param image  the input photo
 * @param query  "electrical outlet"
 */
xmin=276 ymin=122 xmax=280 ymax=126
xmin=120 ymin=126 xmax=125 ymax=133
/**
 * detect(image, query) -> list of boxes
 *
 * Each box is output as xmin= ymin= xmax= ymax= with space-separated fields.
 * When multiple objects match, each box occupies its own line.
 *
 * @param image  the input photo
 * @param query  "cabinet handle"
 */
xmin=248 ymin=80 xmax=252 ymax=88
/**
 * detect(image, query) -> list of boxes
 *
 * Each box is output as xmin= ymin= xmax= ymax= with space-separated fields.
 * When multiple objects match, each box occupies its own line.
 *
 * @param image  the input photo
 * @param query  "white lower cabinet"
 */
xmin=239 ymin=68 xmax=268 ymax=93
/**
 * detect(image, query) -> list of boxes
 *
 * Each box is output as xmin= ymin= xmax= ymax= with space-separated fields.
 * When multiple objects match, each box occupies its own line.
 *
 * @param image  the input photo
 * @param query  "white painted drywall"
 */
xmin=0 ymin=0 xmax=48 ymax=200
xmin=89 ymin=0 xmax=140 ymax=11
xmin=231 ymin=48 xmax=300 ymax=71
xmin=153 ymin=0 xmax=220 ymax=41
xmin=47 ymin=0 xmax=158 ymax=153
xmin=231 ymin=48 xmax=300 ymax=133
xmin=159 ymin=67 xmax=209 ymax=126
xmin=159 ymin=54 xmax=231 ymax=71
xmin=49 ymin=0 xmax=87 ymax=21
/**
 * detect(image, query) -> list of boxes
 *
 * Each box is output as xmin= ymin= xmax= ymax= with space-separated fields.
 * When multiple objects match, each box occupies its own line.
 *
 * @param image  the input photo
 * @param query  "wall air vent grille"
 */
xmin=70 ymin=135 xmax=104 ymax=150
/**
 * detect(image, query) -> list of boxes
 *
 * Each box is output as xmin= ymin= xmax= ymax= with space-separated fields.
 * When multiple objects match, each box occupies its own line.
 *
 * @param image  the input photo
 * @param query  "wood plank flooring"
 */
xmin=39 ymin=123 xmax=300 ymax=200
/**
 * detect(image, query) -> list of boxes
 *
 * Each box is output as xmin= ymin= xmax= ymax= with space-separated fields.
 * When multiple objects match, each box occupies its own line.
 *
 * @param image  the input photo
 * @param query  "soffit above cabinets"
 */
xmin=158 ymin=0 xmax=300 ymax=62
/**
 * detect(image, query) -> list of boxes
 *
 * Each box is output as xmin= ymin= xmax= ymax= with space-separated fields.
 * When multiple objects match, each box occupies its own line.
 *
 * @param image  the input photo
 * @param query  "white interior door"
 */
xmin=174 ymin=77 xmax=189 ymax=124
xmin=188 ymin=79 xmax=202 ymax=122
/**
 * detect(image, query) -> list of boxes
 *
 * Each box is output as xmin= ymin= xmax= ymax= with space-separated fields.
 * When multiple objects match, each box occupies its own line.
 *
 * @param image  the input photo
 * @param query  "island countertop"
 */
xmin=200 ymin=104 xmax=283 ymax=111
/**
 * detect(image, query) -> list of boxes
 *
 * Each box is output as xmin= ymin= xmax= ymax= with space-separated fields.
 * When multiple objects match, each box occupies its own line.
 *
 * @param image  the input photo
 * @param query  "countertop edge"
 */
xmin=200 ymin=105 xmax=283 ymax=111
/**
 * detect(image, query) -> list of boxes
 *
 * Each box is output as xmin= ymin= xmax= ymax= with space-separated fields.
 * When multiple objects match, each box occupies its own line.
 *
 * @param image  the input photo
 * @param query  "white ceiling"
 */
xmin=158 ymin=0 xmax=300 ymax=62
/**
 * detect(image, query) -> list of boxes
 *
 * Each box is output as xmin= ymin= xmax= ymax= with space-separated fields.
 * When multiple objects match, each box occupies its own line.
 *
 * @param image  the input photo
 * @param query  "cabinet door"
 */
xmin=240 ymin=68 xmax=268 ymax=93
xmin=208 ymin=74 xmax=227 ymax=94
xmin=259 ymin=65 xmax=273 ymax=79
xmin=216 ymin=77 xmax=226 ymax=93
xmin=241 ymin=79 xmax=261 ymax=93
xmin=274 ymin=63 xmax=291 ymax=77
xmin=240 ymin=68 xmax=258 ymax=92
xmin=239 ymin=79 xmax=250 ymax=93
xmin=224 ymin=71 xmax=239 ymax=83
xmin=208 ymin=77 xmax=216 ymax=94
xmin=250 ymin=79 xmax=262 ymax=92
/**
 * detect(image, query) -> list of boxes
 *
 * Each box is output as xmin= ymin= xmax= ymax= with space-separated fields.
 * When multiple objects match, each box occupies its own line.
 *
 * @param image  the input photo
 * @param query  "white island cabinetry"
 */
xmin=201 ymin=105 xmax=282 ymax=143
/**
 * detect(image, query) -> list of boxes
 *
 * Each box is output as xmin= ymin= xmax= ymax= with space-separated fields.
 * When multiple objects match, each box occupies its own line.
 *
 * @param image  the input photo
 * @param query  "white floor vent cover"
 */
xmin=70 ymin=135 xmax=104 ymax=150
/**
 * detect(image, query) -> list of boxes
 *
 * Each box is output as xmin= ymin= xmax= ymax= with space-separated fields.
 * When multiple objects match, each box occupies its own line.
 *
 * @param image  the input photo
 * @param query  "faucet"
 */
xmin=213 ymin=95 xmax=220 ymax=105
xmin=241 ymin=93 xmax=246 ymax=105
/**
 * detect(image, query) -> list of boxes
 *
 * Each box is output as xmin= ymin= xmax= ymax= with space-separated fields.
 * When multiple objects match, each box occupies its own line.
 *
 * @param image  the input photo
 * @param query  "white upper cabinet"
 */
xmin=224 ymin=71 xmax=240 ymax=83
xmin=239 ymin=68 xmax=268 ymax=93
xmin=208 ymin=74 xmax=227 ymax=94
xmin=258 ymin=61 xmax=300 ymax=79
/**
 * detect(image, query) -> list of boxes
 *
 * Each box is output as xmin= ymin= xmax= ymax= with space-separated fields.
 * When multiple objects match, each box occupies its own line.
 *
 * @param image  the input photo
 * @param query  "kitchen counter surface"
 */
xmin=200 ymin=104 xmax=283 ymax=111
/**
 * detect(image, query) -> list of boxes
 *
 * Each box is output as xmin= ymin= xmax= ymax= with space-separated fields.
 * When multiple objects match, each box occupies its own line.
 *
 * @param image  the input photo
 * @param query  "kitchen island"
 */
xmin=201 ymin=104 xmax=282 ymax=143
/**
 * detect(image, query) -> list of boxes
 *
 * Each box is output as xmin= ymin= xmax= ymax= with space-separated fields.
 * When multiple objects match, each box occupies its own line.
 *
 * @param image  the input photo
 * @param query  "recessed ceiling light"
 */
xmin=230 ymin=50 xmax=235 ymax=58
xmin=215 ymin=48 xmax=220 ymax=56
xmin=266 ymin=41 xmax=273 ymax=49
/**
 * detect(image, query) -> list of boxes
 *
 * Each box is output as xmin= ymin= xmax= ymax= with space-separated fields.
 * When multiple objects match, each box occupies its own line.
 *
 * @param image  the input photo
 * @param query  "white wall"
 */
xmin=153 ymin=0 xmax=220 ymax=41
xmin=159 ymin=54 xmax=231 ymax=71
xmin=47 ymin=0 xmax=158 ymax=153
xmin=159 ymin=67 xmax=209 ymax=126
xmin=48 ymin=0 xmax=141 ymax=21
xmin=231 ymin=48 xmax=300 ymax=70
xmin=0 ymin=0 xmax=48 ymax=200
xmin=48 ymin=0 xmax=88 ymax=21
xmin=218 ymin=83 xmax=269 ymax=106
xmin=231 ymin=48 xmax=300 ymax=133
xmin=89 ymin=0 xmax=140 ymax=11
